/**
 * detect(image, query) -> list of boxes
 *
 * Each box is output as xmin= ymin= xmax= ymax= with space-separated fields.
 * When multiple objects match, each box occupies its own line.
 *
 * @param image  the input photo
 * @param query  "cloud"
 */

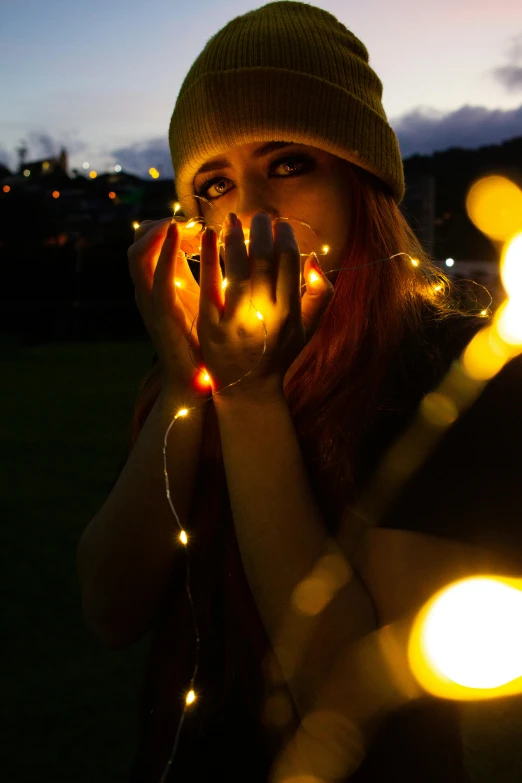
xmin=392 ymin=104 xmax=522 ymax=158
xmin=492 ymin=32 xmax=522 ymax=92
xmin=109 ymin=137 xmax=173 ymax=180
xmin=493 ymin=65 xmax=522 ymax=92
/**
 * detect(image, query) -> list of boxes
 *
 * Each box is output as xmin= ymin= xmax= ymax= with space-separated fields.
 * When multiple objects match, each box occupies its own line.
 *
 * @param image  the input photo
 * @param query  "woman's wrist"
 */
xmin=158 ymin=379 xmax=210 ymax=413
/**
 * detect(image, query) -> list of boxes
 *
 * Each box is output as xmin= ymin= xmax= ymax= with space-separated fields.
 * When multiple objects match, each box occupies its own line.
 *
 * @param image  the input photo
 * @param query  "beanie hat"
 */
xmin=169 ymin=0 xmax=404 ymax=219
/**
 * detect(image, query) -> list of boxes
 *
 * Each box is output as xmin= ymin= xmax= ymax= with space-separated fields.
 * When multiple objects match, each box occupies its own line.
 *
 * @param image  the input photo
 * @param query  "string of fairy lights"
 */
xmin=140 ymin=190 xmax=498 ymax=781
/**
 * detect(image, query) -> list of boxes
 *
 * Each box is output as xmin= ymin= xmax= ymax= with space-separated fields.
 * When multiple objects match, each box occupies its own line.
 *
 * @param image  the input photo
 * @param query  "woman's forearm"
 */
xmin=213 ymin=389 xmax=376 ymax=718
xmin=77 ymin=385 xmax=207 ymax=649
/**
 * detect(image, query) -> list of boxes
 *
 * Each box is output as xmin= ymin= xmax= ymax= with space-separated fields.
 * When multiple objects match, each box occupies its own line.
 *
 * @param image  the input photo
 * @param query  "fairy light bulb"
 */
xmin=411 ymin=258 xmax=419 ymax=267
xmin=177 ymin=408 xmax=188 ymax=417
xmin=174 ymin=202 xmax=181 ymax=214
xmin=175 ymin=281 xmax=182 ymax=288
xmin=222 ymin=278 xmax=228 ymax=290
xmin=185 ymin=690 xmax=196 ymax=706
xmin=133 ymin=221 xmax=140 ymax=229
xmin=322 ymin=245 xmax=329 ymax=254
xmin=256 ymin=311 xmax=264 ymax=321
xmin=308 ymin=271 xmax=320 ymax=284
xmin=179 ymin=531 xmax=188 ymax=545
xmin=434 ymin=284 xmax=442 ymax=291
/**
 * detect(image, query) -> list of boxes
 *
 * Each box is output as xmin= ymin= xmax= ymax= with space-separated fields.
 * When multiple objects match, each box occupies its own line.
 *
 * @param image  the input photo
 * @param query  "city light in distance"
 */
xmin=114 ymin=165 xmax=122 ymax=172
xmin=3 ymin=185 xmax=10 ymax=193
xmin=149 ymin=167 xmax=160 ymax=179
xmin=82 ymin=162 xmax=89 ymax=169
xmin=52 ymin=191 xmax=60 ymax=199
xmin=23 ymin=170 xmax=30 ymax=177
xmin=108 ymin=191 xmax=116 ymax=199
xmin=445 ymin=258 xmax=455 ymax=267
xmin=89 ymin=171 xmax=97 ymax=179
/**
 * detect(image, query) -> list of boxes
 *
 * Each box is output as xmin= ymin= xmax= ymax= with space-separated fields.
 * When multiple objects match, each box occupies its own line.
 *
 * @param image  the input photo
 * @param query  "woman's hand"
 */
xmin=196 ymin=211 xmax=334 ymax=401
xmin=128 ymin=217 xmax=209 ymax=395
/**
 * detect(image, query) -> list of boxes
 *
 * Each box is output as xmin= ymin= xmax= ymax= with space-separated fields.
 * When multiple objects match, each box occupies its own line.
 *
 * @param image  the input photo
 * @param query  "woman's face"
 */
xmin=192 ymin=140 xmax=353 ymax=284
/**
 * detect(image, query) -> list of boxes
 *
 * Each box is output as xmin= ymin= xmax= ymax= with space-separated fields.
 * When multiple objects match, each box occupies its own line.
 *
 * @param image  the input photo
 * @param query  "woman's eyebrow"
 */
xmin=194 ymin=141 xmax=300 ymax=178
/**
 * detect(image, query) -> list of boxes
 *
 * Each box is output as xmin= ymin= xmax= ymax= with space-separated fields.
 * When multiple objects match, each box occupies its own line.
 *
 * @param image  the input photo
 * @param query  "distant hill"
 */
xmin=403 ymin=136 xmax=522 ymax=261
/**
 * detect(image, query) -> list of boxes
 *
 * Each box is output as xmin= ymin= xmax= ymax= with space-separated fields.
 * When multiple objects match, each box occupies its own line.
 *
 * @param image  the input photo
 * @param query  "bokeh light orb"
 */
xmin=466 ymin=176 xmax=522 ymax=242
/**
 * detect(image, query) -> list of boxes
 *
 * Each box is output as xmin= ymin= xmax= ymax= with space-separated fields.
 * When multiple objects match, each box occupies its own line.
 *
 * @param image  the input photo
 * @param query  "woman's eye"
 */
xmin=195 ymin=155 xmax=314 ymax=200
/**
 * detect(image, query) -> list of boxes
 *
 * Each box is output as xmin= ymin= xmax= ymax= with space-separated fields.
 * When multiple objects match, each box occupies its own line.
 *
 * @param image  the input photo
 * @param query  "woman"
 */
xmin=77 ymin=2 xmax=521 ymax=781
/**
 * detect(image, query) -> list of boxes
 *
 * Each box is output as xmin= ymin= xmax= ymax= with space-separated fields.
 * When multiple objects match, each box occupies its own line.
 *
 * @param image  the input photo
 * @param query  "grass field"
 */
xmin=2 ymin=336 xmax=153 ymax=782
xmin=3 ymin=334 xmax=522 ymax=782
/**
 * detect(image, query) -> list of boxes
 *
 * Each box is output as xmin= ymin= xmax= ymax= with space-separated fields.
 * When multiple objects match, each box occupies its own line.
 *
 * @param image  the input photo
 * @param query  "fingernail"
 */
xmin=167 ymin=221 xmax=177 ymax=239
xmin=202 ymin=226 xmax=215 ymax=247
xmin=225 ymin=212 xmax=239 ymax=227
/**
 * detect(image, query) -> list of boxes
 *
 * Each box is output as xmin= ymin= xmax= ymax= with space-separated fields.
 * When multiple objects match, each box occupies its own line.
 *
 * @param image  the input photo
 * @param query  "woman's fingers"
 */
xmin=221 ymin=217 xmax=251 ymax=320
xmin=151 ymin=221 xmax=183 ymax=316
xmin=248 ymin=212 xmax=276 ymax=302
xmin=130 ymin=218 xmax=172 ymax=289
xmin=198 ymin=226 xmax=224 ymax=325
xmin=300 ymin=254 xmax=335 ymax=343
xmin=274 ymin=220 xmax=301 ymax=312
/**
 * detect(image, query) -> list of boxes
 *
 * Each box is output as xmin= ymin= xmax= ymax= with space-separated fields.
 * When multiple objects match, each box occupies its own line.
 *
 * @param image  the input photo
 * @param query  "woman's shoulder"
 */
xmin=401 ymin=308 xmax=486 ymax=382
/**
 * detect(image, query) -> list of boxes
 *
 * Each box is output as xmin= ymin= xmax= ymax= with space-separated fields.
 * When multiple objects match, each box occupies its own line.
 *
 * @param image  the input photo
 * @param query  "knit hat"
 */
xmin=169 ymin=0 xmax=404 ymax=219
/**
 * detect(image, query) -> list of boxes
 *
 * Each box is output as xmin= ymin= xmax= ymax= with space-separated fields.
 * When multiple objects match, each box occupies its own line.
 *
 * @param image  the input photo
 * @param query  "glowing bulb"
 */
xmin=445 ymin=258 xmax=454 ymax=267
xmin=434 ymin=285 xmax=443 ymax=291
xmin=480 ymin=309 xmax=488 ymax=317
xmin=174 ymin=202 xmax=181 ymax=213
xmin=133 ymin=222 xmax=140 ymax=230
xmin=256 ymin=311 xmax=264 ymax=320
xmin=186 ymin=221 xmax=195 ymax=229
xmin=89 ymin=171 xmax=97 ymax=179
xmin=185 ymin=690 xmax=196 ymax=706
xmin=177 ymin=408 xmax=189 ymax=417
xmin=52 ymin=191 xmax=60 ymax=199
xmin=179 ymin=530 xmax=188 ymax=545
xmin=411 ymin=258 xmax=419 ymax=267
xmin=174 ymin=280 xmax=182 ymax=288
xmin=409 ymin=576 xmax=522 ymax=699
xmin=222 ymin=278 xmax=228 ymax=290
xmin=322 ymin=245 xmax=330 ymax=254
xmin=202 ymin=373 xmax=211 ymax=383
xmin=308 ymin=271 xmax=320 ymax=284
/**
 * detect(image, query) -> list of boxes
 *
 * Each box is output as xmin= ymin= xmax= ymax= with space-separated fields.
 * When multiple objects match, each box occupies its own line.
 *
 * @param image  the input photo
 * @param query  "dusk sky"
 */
xmin=1 ymin=0 xmax=521 ymax=178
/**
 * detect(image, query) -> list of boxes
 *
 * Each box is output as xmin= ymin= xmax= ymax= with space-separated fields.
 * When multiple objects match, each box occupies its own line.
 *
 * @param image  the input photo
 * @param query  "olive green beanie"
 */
xmin=169 ymin=0 xmax=404 ymax=218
